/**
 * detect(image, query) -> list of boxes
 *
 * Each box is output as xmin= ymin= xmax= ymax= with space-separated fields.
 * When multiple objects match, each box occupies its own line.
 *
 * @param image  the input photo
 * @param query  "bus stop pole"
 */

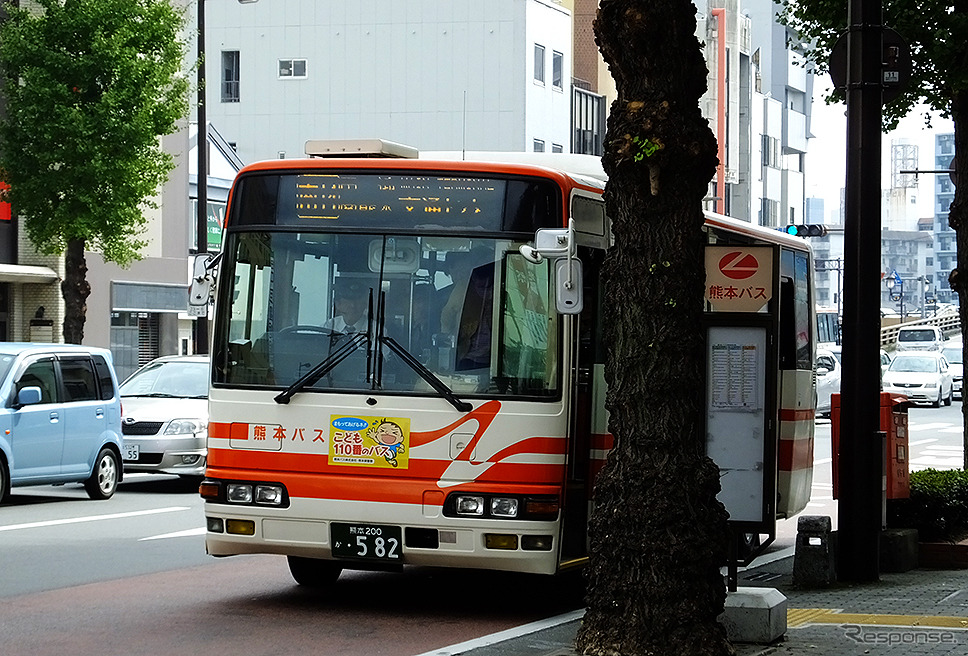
xmin=837 ymin=0 xmax=882 ymax=582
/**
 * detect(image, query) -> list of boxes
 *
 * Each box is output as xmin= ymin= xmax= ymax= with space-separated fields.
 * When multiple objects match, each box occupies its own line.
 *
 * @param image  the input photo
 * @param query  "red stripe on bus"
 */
xmin=210 ymin=422 xmax=232 ymax=439
xmin=779 ymin=409 xmax=815 ymax=422
xmin=777 ymin=437 xmax=814 ymax=472
xmin=207 ymin=448 xmax=565 ymax=485
xmin=206 ymin=466 xmax=564 ymax=504
xmin=590 ymin=433 xmax=614 ymax=450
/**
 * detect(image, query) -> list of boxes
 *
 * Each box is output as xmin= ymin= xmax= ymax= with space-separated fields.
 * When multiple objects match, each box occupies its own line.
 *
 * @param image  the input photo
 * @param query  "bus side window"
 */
xmin=779 ymin=277 xmax=795 ymax=370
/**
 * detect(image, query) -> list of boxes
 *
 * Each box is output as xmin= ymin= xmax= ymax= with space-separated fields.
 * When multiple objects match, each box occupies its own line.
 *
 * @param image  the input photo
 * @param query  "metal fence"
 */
xmin=880 ymin=308 xmax=962 ymax=350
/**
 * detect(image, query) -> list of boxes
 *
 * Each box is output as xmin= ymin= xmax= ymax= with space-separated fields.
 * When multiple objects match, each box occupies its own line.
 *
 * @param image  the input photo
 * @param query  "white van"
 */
xmin=896 ymin=326 xmax=944 ymax=352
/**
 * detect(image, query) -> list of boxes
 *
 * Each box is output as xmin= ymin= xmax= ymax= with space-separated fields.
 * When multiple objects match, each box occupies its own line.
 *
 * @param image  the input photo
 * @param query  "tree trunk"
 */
xmin=575 ymin=2 xmax=731 ymax=655
xmin=946 ymin=89 xmax=968 ymax=471
xmin=61 ymin=237 xmax=90 ymax=344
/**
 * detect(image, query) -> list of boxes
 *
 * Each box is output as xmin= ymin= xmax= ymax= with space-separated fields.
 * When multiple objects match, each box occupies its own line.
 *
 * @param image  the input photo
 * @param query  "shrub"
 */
xmin=887 ymin=469 xmax=968 ymax=542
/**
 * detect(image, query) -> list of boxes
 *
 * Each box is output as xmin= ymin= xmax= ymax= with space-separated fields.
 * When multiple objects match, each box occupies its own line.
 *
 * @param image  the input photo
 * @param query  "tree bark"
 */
xmin=575 ymin=2 xmax=731 ymax=655
xmin=946 ymin=89 xmax=968 ymax=470
xmin=61 ymin=237 xmax=90 ymax=344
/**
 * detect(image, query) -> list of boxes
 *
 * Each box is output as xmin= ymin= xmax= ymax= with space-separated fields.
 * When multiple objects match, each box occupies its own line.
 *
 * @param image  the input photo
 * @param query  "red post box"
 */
xmin=831 ymin=392 xmax=909 ymax=499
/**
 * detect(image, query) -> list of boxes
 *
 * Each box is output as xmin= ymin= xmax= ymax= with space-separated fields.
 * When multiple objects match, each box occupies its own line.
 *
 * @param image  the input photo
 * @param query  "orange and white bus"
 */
xmin=200 ymin=140 xmax=817 ymax=586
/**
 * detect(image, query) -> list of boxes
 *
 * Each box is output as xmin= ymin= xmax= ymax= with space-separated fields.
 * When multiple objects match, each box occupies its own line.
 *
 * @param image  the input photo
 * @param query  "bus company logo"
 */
xmin=332 ymin=417 xmax=369 ymax=431
xmin=718 ymin=251 xmax=759 ymax=280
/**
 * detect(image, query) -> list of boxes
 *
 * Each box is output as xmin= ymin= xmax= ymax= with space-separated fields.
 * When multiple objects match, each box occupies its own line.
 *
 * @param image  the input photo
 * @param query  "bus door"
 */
xmin=559 ymin=247 xmax=606 ymax=566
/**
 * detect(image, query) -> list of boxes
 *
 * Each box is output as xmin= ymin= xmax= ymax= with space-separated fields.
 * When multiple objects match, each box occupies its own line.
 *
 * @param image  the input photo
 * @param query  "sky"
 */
xmin=804 ymin=78 xmax=954 ymax=224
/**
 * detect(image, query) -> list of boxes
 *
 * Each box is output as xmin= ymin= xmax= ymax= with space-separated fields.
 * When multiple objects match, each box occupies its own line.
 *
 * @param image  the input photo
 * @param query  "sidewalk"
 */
xmin=439 ymin=550 xmax=968 ymax=656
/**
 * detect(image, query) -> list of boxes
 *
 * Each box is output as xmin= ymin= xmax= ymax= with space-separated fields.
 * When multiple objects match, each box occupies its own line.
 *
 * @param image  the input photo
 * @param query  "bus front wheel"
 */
xmin=287 ymin=556 xmax=342 ymax=588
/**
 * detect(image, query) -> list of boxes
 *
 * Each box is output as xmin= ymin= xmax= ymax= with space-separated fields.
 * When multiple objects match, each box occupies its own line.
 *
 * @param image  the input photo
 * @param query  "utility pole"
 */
xmin=195 ymin=0 xmax=208 ymax=355
xmin=838 ymin=0 xmax=884 ymax=582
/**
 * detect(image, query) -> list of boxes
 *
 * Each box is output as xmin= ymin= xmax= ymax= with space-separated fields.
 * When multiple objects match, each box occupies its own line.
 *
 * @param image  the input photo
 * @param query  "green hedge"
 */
xmin=887 ymin=469 xmax=968 ymax=542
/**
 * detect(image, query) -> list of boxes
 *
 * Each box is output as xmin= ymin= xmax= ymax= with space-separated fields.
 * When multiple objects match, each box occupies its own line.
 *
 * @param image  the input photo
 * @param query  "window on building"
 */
xmin=534 ymin=139 xmax=545 ymax=152
xmin=221 ymin=51 xmax=240 ymax=102
xmin=760 ymin=198 xmax=779 ymax=226
xmin=938 ymin=134 xmax=954 ymax=154
xmin=552 ymin=51 xmax=563 ymax=90
xmin=534 ymin=44 xmax=545 ymax=84
xmin=761 ymin=134 xmax=780 ymax=168
xmin=927 ymin=257 xmax=934 ymax=266
xmin=552 ymin=143 xmax=563 ymax=153
xmin=573 ymin=87 xmax=605 ymax=156
xmin=279 ymin=59 xmax=308 ymax=78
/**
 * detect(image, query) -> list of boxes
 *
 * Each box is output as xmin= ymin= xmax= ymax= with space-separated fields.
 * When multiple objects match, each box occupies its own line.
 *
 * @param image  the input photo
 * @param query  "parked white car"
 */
xmin=941 ymin=343 xmax=963 ymax=400
xmin=815 ymin=348 xmax=841 ymax=417
xmin=882 ymin=352 xmax=953 ymax=407
xmin=119 ymin=355 xmax=209 ymax=479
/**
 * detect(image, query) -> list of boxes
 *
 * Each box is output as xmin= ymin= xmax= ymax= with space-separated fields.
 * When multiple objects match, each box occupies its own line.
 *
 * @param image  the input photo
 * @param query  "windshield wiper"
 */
xmin=370 ymin=287 xmax=471 ymax=413
xmin=274 ymin=332 xmax=368 ymax=404
xmin=381 ymin=335 xmax=472 ymax=412
xmin=122 ymin=393 xmax=182 ymax=398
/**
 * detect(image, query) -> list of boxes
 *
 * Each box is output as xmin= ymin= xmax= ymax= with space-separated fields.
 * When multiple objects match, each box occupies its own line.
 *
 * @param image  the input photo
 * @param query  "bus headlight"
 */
xmin=226 ymin=483 xmax=253 ymax=504
xmin=255 ymin=485 xmax=284 ymax=506
xmin=455 ymin=495 xmax=485 ymax=516
xmin=490 ymin=497 xmax=519 ymax=518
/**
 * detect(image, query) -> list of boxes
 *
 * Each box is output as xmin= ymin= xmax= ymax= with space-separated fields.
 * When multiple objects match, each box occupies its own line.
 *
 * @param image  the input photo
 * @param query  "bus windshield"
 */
xmin=214 ymin=231 xmax=560 ymax=399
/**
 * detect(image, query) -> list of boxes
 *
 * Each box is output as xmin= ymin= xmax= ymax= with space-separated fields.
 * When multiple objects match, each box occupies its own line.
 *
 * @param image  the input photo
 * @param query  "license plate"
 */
xmin=331 ymin=523 xmax=402 ymax=561
xmin=122 ymin=443 xmax=140 ymax=461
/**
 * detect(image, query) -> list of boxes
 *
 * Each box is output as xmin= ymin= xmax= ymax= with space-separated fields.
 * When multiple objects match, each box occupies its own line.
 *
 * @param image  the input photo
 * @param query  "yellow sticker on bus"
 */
xmin=329 ymin=415 xmax=410 ymax=469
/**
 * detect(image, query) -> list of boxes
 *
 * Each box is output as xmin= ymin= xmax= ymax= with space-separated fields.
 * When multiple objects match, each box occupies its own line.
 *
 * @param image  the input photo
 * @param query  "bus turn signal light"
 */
xmin=199 ymin=480 xmax=221 ymax=500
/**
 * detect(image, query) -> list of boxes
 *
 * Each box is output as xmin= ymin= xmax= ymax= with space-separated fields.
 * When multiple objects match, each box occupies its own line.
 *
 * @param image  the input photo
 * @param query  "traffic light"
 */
xmin=784 ymin=224 xmax=828 ymax=238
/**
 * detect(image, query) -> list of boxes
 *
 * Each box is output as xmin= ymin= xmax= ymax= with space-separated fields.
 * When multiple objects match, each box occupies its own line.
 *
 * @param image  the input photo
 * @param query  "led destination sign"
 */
xmin=232 ymin=171 xmax=561 ymax=232
xmin=291 ymin=174 xmax=505 ymax=222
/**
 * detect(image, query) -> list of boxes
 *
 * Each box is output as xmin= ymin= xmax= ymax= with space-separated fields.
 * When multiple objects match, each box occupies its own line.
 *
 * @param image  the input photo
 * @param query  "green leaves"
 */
xmin=778 ymin=0 xmax=968 ymax=128
xmin=889 ymin=468 xmax=968 ymax=542
xmin=0 ymin=0 xmax=189 ymax=266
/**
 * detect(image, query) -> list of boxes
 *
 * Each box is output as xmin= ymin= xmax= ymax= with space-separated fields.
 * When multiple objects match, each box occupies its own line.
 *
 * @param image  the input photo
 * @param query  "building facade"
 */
xmin=934 ymin=132 xmax=956 ymax=305
xmin=207 ymin=0 xmax=574 ymax=163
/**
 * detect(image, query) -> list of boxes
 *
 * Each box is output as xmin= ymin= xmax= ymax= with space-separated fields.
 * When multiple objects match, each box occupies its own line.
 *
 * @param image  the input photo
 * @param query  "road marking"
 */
xmin=0 ymin=507 xmax=191 ymax=533
xmin=788 ymin=608 xmax=968 ymax=630
xmin=413 ymin=609 xmax=585 ymax=656
xmin=909 ymin=423 xmax=954 ymax=432
xmin=910 ymin=455 xmax=965 ymax=469
xmin=140 ymin=527 xmax=206 ymax=541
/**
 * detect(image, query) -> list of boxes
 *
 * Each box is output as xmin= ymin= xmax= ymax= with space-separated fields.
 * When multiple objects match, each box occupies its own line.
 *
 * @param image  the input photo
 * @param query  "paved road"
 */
xmin=0 ymin=407 xmax=963 ymax=655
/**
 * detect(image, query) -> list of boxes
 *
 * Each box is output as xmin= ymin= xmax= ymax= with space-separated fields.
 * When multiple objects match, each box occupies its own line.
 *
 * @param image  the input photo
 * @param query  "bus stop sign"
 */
xmin=705 ymin=246 xmax=774 ymax=313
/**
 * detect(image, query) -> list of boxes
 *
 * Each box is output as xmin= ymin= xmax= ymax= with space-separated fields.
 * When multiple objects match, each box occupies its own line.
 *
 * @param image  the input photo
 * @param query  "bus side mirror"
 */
xmin=555 ymin=258 xmax=583 ymax=314
xmin=521 ymin=219 xmax=583 ymax=314
xmin=189 ymin=253 xmax=219 ymax=311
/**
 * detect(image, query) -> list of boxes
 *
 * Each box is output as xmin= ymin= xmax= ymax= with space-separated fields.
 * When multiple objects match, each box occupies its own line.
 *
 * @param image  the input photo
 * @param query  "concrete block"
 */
xmin=718 ymin=587 xmax=787 ymax=644
xmin=793 ymin=515 xmax=837 ymax=587
xmin=880 ymin=528 xmax=918 ymax=572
